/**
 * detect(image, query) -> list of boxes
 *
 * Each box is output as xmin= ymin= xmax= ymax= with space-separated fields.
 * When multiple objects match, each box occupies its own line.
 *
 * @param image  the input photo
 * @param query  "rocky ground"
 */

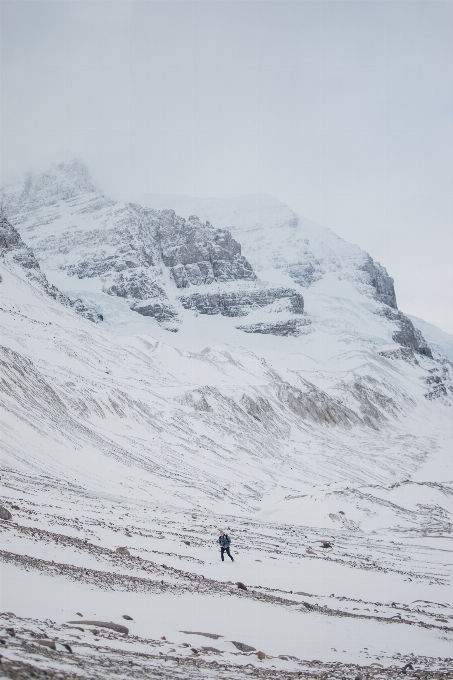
xmin=1 ymin=471 xmax=452 ymax=679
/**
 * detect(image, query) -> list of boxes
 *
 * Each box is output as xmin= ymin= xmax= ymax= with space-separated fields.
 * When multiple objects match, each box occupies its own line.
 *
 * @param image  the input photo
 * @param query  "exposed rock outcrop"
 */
xmin=179 ymin=287 xmax=304 ymax=317
xmin=236 ymin=318 xmax=311 ymax=337
xmin=287 ymin=261 xmax=324 ymax=287
xmin=0 ymin=216 xmax=103 ymax=323
xmin=274 ymin=381 xmax=361 ymax=428
xmin=132 ymin=299 xmax=179 ymax=323
xmin=0 ymin=506 xmax=12 ymax=520
xmin=392 ymin=313 xmax=432 ymax=358
xmin=157 ymin=211 xmax=256 ymax=288
xmin=378 ymin=307 xmax=432 ymax=357
xmin=361 ymin=256 xmax=397 ymax=309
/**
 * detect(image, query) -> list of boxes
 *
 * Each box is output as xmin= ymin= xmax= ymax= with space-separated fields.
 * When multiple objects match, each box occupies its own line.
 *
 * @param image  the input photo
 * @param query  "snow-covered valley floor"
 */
xmin=1 ymin=469 xmax=452 ymax=679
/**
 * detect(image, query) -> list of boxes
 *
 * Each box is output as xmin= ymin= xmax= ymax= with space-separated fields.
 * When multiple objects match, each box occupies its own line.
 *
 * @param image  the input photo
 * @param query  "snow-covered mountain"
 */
xmin=1 ymin=161 xmax=452 ymax=678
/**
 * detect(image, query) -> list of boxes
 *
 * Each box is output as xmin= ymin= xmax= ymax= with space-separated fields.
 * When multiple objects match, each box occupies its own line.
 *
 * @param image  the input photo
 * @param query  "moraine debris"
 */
xmin=67 ymin=621 xmax=129 ymax=635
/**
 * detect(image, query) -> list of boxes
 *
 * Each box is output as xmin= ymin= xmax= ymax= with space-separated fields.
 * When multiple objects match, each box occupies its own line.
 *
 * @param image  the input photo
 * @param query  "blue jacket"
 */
xmin=218 ymin=534 xmax=231 ymax=549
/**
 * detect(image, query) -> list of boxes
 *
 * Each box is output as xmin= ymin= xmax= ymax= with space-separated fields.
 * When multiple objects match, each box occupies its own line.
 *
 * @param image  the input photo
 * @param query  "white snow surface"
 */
xmin=0 ymin=161 xmax=452 ymax=677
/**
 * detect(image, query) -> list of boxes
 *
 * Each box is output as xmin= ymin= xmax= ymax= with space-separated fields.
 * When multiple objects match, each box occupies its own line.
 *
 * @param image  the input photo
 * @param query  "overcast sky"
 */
xmin=1 ymin=1 xmax=452 ymax=333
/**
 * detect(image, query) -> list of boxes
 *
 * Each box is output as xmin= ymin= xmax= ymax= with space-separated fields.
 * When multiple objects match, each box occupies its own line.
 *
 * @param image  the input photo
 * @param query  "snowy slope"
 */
xmin=1 ymin=162 xmax=452 ymax=677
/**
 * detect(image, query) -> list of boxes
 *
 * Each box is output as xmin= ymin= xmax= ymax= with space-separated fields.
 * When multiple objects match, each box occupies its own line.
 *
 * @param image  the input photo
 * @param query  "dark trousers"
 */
xmin=221 ymin=547 xmax=233 ymax=561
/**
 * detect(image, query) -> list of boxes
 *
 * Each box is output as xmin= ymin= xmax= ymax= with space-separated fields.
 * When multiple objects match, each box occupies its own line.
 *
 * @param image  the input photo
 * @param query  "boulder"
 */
xmin=180 ymin=631 xmax=223 ymax=639
xmin=0 ymin=506 xmax=12 ymax=520
xmin=67 ymin=620 xmax=129 ymax=634
xmin=115 ymin=547 xmax=130 ymax=556
xmin=36 ymin=640 xmax=56 ymax=650
xmin=231 ymin=641 xmax=256 ymax=652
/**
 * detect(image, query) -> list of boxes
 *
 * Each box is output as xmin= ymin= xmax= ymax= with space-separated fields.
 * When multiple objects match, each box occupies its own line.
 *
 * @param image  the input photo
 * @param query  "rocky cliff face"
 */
xmin=379 ymin=307 xmax=432 ymax=358
xmin=0 ymin=216 xmax=102 ymax=323
xmin=361 ymin=256 xmax=397 ymax=309
xmin=3 ymin=162 xmax=306 ymax=333
xmin=178 ymin=286 xmax=304 ymax=317
xmin=157 ymin=210 xmax=256 ymax=287
xmin=3 ymin=161 xmax=435 ymax=354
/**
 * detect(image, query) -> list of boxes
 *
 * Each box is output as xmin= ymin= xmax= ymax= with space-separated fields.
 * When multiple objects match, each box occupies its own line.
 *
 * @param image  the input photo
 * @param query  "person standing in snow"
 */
xmin=218 ymin=530 xmax=234 ymax=561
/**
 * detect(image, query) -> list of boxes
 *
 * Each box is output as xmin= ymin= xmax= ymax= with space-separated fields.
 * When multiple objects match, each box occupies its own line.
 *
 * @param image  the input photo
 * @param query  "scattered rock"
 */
xmin=256 ymin=651 xmax=266 ymax=660
xmin=122 ymin=615 xmax=133 ymax=621
xmin=236 ymin=581 xmax=247 ymax=591
xmin=36 ymin=640 xmax=56 ymax=650
xmin=0 ymin=506 xmax=12 ymax=521
xmin=180 ymin=631 xmax=223 ymax=640
xmin=302 ymin=602 xmax=314 ymax=610
xmin=115 ymin=547 xmax=130 ymax=556
xmin=183 ymin=540 xmax=190 ymax=546
xmin=125 ymin=532 xmax=132 ymax=537
xmin=231 ymin=641 xmax=256 ymax=653
xmin=67 ymin=621 xmax=129 ymax=635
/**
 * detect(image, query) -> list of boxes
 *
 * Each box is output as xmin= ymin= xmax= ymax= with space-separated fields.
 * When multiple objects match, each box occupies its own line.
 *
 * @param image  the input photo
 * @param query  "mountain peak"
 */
xmin=2 ymin=158 xmax=100 ymax=218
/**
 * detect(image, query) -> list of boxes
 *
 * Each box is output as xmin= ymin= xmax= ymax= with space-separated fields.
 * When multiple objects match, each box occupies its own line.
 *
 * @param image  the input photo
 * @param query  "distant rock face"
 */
xmin=132 ymin=299 xmax=178 ymax=323
xmin=361 ymin=256 xmax=397 ymax=309
xmin=237 ymin=318 xmax=311 ymax=337
xmin=4 ymin=164 xmax=307 ymax=330
xmin=158 ymin=211 xmax=256 ymax=288
xmin=287 ymin=261 xmax=324 ymax=287
xmin=380 ymin=307 xmax=432 ymax=358
xmin=0 ymin=217 xmax=103 ymax=323
xmin=179 ymin=288 xmax=304 ymax=318
xmin=392 ymin=313 xmax=432 ymax=358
